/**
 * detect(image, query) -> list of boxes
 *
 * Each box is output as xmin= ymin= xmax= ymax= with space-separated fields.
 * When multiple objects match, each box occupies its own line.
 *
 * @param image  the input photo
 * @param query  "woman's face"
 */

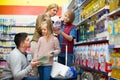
xmin=49 ymin=7 xmax=58 ymax=17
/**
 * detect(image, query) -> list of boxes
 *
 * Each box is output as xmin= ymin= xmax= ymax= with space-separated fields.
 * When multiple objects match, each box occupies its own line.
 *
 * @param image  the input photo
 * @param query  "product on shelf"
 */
xmin=109 ymin=0 xmax=120 ymax=12
xmin=69 ymin=0 xmax=120 ymax=79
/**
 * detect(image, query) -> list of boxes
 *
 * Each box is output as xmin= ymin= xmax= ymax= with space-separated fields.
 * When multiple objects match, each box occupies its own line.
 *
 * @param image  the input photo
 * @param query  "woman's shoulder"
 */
xmin=38 ymin=13 xmax=50 ymax=17
xmin=38 ymin=13 xmax=45 ymax=16
xmin=39 ymin=36 xmax=44 ymax=40
xmin=37 ymin=14 xmax=45 ymax=18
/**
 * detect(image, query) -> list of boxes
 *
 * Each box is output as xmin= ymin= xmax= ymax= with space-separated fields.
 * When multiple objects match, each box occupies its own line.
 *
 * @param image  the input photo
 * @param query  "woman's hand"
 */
xmin=53 ymin=26 xmax=60 ymax=31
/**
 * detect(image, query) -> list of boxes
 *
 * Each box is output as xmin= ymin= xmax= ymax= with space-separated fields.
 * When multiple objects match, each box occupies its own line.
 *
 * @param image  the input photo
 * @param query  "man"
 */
xmin=1 ymin=32 xmax=40 ymax=80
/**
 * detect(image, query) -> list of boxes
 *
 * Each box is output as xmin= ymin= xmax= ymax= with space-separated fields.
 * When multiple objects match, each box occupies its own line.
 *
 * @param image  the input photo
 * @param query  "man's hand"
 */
xmin=30 ymin=59 xmax=40 ymax=68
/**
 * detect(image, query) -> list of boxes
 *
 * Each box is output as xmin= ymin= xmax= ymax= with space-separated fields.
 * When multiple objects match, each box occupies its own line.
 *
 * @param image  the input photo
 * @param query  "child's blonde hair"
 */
xmin=41 ymin=19 xmax=53 ymax=40
xmin=65 ymin=10 xmax=75 ymax=23
xmin=45 ymin=3 xmax=59 ymax=12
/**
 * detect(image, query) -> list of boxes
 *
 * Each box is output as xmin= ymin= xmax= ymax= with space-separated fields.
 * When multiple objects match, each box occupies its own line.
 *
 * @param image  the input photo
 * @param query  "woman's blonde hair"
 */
xmin=65 ymin=10 xmax=75 ymax=23
xmin=45 ymin=3 xmax=59 ymax=12
xmin=41 ymin=19 xmax=53 ymax=40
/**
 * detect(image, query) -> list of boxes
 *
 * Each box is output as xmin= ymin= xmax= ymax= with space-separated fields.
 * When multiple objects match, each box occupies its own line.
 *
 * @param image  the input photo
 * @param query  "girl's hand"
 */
xmin=48 ymin=53 xmax=53 ymax=58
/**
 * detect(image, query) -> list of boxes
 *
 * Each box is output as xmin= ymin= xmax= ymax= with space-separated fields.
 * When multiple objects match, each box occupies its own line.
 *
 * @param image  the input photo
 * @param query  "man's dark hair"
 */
xmin=14 ymin=32 xmax=28 ymax=48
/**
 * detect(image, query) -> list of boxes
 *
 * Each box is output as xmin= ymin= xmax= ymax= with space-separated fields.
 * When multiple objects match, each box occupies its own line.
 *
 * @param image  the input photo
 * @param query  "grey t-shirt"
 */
xmin=1 ymin=48 xmax=32 ymax=80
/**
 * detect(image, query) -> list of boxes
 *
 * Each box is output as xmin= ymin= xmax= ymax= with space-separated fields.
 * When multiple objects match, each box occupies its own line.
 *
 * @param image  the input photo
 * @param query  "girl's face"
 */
xmin=41 ymin=24 xmax=48 ymax=36
xmin=63 ymin=13 xmax=70 ymax=23
xmin=49 ymin=7 xmax=58 ymax=17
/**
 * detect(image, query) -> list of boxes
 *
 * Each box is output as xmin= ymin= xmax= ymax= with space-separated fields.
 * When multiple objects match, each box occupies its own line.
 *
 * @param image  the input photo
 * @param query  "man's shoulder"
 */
xmin=10 ymin=48 xmax=20 ymax=55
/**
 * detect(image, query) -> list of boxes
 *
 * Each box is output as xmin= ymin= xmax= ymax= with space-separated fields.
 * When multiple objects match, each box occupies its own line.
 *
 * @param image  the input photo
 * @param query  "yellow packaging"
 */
xmin=117 ymin=18 xmax=120 ymax=34
xmin=100 ymin=0 xmax=106 ymax=8
xmin=83 ymin=0 xmax=95 ymax=18
xmin=111 ymin=68 xmax=116 ymax=78
xmin=114 ymin=19 xmax=119 ymax=34
xmin=109 ymin=0 xmax=120 ymax=12
xmin=110 ymin=53 xmax=116 ymax=68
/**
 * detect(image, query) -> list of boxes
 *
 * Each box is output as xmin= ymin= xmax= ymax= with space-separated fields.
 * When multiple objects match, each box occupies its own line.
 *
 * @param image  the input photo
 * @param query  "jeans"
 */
xmin=58 ymin=53 xmax=73 ymax=67
xmin=38 ymin=66 xmax=52 ymax=80
xmin=24 ymin=76 xmax=39 ymax=80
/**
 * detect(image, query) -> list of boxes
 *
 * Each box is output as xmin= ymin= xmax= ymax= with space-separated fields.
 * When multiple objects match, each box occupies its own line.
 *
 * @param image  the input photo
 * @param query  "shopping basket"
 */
xmin=50 ymin=43 xmax=77 ymax=80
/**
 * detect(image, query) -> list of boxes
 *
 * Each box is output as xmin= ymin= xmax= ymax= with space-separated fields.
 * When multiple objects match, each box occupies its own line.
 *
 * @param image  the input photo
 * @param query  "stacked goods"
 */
xmin=81 ymin=0 xmax=107 ymax=19
xmin=111 ymin=52 xmax=120 ymax=79
xmin=109 ymin=0 xmax=120 ymax=12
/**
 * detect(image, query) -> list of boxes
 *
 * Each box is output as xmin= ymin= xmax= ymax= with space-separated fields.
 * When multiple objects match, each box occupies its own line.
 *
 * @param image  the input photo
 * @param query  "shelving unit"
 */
xmin=74 ymin=36 xmax=108 ymax=45
xmin=76 ymin=6 xmax=109 ymax=26
xmin=0 ymin=26 xmax=34 ymax=58
xmin=78 ymin=0 xmax=91 ymax=8
xmin=67 ymin=0 xmax=75 ymax=10
xmin=68 ymin=0 xmax=120 ymax=80
xmin=108 ymin=8 xmax=120 ymax=16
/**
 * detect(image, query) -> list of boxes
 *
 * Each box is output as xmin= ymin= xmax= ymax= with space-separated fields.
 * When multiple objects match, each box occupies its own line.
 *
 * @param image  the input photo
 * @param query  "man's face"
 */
xmin=23 ymin=36 xmax=31 ymax=48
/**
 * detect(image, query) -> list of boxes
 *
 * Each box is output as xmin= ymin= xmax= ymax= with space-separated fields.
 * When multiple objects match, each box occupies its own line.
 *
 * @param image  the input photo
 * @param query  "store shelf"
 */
xmin=80 ymin=66 xmax=109 ymax=76
xmin=76 ymin=6 xmax=109 ymax=26
xmin=67 ymin=0 xmax=75 ymax=10
xmin=96 ymin=14 xmax=108 ymax=24
xmin=108 ymin=8 xmax=120 ymax=16
xmin=0 ymin=39 xmax=13 ymax=41
xmin=0 ymin=59 xmax=6 ymax=62
xmin=109 ymin=44 xmax=120 ymax=48
xmin=78 ymin=0 xmax=91 ymax=8
xmin=69 ymin=0 xmax=120 ymax=79
xmin=2 ymin=46 xmax=15 ymax=48
xmin=110 ymin=77 xmax=117 ymax=80
xmin=12 ymin=26 xmax=35 ymax=27
xmin=75 ymin=37 xmax=108 ymax=45
xmin=10 ymin=33 xmax=33 ymax=35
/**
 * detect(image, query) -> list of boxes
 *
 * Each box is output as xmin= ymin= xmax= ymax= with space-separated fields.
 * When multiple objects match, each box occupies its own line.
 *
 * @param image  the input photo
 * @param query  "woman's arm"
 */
xmin=33 ymin=38 xmax=41 ymax=60
xmin=53 ymin=37 xmax=60 ymax=56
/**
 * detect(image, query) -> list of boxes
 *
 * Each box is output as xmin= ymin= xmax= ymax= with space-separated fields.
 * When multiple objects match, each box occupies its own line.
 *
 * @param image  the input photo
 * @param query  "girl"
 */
xmin=34 ymin=19 xmax=60 ymax=80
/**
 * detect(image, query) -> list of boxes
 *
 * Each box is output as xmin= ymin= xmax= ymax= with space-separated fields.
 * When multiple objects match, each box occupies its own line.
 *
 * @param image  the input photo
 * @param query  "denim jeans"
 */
xmin=24 ymin=76 xmax=39 ymax=80
xmin=38 ymin=66 xmax=52 ymax=80
xmin=58 ymin=53 xmax=73 ymax=67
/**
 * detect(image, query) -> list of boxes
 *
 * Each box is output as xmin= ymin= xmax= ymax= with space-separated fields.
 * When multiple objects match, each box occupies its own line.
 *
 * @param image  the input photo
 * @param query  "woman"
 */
xmin=30 ymin=3 xmax=59 ymax=75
